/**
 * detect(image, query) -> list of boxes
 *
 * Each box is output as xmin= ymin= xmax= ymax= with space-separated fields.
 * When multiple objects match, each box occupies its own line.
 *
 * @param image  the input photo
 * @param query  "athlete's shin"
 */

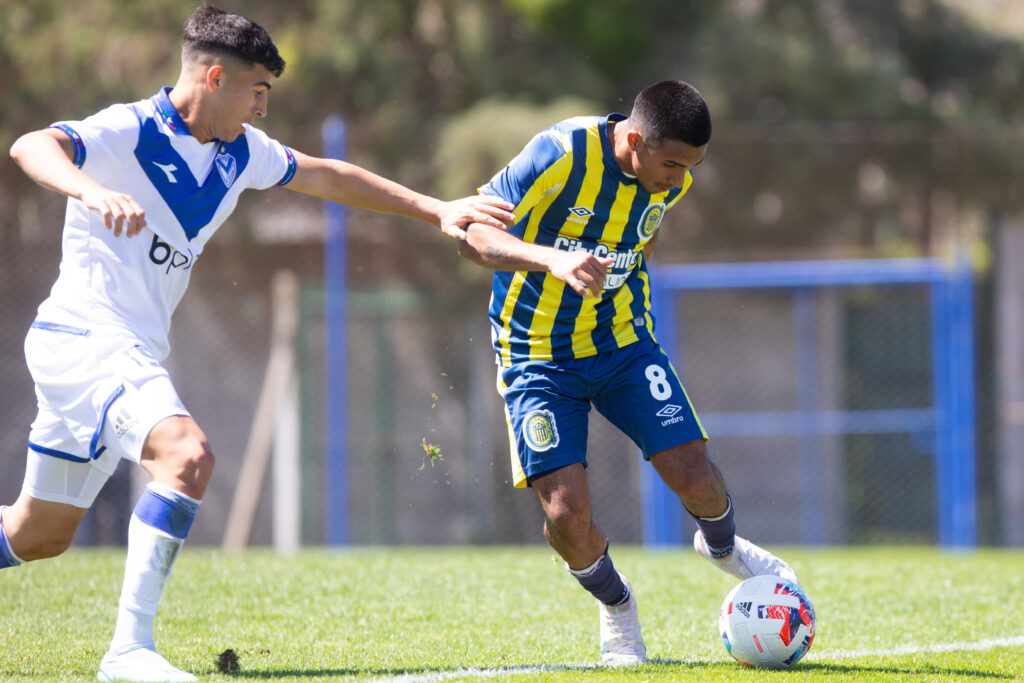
xmin=691 ymin=494 xmax=736 ymax=558
xmin=568 ymin=550 xmax=630 ymax=606
xmin=109 ymin=483 xmax=200 ymax=655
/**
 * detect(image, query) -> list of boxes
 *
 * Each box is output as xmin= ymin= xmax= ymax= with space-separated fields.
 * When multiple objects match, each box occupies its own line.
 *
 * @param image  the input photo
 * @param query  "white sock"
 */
xmin=108 ymin=484 xmax=200 ymax=655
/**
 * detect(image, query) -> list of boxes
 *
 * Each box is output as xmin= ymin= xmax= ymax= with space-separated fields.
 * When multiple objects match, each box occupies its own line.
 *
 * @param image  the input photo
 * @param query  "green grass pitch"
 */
xmin=1 ymin=546 xmax=1022 ymax=681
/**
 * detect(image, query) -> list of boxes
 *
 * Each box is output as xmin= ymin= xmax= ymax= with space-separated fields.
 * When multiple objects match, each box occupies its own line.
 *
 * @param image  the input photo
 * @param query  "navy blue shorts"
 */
xmin=498 ymin=340 xmax=707 ymax=487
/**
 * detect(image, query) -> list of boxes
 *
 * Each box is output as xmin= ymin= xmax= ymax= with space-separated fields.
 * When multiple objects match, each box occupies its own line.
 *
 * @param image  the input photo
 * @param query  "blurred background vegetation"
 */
xmin=3 ymin=0 xmax=1023 ymax=263
xmin=2 ymin=0 xmax=1023 ymax=547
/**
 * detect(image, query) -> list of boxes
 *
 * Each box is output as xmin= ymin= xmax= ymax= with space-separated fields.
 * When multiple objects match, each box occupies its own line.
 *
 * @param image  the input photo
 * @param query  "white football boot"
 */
xmin=694 ymin=530 xmax=799 ymax=586
xmin=97 ymin=648 xmax=198 ymax=682
xmin=598 ymin=573 xmax=646 ymax=666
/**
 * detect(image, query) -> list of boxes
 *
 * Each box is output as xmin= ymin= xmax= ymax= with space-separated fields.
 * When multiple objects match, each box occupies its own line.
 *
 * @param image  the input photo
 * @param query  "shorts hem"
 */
xmin=523 ymin=458 xmax=587 ymax=486
xmin=28 ymin=441 xmax=91 ymax=464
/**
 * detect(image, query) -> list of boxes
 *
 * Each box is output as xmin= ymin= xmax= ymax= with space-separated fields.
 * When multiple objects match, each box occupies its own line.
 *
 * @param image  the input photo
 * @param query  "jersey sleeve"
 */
xmin=478 ymin=129 xmax=570 ymax=216
xmin=49 ymin=104 xmax=139 ymax=184
xmin=242 ymin=124 xmax=297 ymax=189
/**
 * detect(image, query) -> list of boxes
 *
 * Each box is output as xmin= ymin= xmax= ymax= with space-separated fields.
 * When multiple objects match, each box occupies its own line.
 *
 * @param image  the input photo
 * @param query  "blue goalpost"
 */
xmin=643 ymin=255 xmax=977 ymax=549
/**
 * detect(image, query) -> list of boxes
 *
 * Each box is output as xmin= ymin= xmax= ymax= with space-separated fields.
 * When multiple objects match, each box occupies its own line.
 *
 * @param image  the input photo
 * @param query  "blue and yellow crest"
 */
xmin=637 ymin=202 xmax=666 ymax=241
xmin=523 ymin=409 xmax=559 ymax=452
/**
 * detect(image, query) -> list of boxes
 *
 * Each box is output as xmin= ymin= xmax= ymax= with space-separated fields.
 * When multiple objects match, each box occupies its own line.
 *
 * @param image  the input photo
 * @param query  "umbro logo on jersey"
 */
xmin=567 ymin=206 xmax=594 ymax=223
xmin=216 ymin=149 xmax=238 ymax=188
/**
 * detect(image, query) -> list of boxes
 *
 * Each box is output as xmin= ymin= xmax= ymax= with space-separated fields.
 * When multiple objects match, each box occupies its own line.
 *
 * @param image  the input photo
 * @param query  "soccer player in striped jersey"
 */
xmin=459 ymin=81 xmax=798 ymax=666
xmin=1 ymin=5 xmax=512 ymax=682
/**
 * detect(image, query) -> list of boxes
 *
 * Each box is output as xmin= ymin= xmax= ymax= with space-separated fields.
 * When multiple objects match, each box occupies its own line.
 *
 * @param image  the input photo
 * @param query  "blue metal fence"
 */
xmin=642 ymin=256 xmax=976 ymax=548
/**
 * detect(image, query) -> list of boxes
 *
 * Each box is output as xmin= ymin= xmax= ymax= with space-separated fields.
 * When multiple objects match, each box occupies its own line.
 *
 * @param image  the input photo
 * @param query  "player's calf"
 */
xmin=0 ymin=496 xmax=88 ymax=563
xmin=0 ymin=507 xmax=25 ymax=568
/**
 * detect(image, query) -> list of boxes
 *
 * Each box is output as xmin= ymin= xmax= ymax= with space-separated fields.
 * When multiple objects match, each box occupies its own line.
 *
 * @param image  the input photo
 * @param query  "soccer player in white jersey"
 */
xmin=1 ymin=5 xmax=513 ymax=682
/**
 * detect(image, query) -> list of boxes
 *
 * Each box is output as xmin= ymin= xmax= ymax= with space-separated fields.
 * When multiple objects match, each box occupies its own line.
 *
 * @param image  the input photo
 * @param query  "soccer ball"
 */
xmin=718 ymin=574 xmax=815 ymax=668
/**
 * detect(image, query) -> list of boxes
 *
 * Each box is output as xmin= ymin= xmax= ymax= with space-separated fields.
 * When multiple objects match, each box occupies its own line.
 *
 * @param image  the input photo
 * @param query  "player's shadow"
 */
xmin=223 ymin=662 xmax=601 ymax=679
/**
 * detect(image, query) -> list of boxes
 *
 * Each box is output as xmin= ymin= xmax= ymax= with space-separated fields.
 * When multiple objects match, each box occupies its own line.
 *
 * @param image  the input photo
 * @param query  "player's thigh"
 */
xmin=499 ymin=361 xmax=590 ymax=487
xmin=592 ymin=341 xmax=707 ymax=458
xmin=18 ymin=440 xmax=113 ymax=509
xmin=101 ymin=366 xmax=192 ymax=466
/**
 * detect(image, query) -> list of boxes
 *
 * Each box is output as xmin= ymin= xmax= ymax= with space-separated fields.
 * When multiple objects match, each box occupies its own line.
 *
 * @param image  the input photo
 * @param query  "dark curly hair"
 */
xmin=183 ymin=4 xmax=285 ymax=77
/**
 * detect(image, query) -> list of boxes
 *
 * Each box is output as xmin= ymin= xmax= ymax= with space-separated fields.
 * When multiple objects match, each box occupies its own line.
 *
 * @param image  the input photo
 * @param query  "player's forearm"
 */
xmin=329 ymin=162 xmax=441 ymax=223
xmin=288 ymin=153 xmax=442 ymax=226
xmin=10 ymin=130 xmax=104 ymax=201
xmin=458 ymin=223 xmax=555 ymax=272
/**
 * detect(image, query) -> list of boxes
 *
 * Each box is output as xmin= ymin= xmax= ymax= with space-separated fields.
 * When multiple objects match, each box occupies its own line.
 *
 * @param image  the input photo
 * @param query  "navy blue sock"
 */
xmin=0 ymin=507 xmax=24 ymax=569
xmin=694 ymin=495 xmax=736 ymax=558
xmin=568 ymin=551 xmax=629 ymax=606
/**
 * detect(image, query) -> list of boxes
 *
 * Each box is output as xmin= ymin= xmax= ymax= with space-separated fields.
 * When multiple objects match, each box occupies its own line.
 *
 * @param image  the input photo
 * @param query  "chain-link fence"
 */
xmin=0 ymin=123 xmax=1014 ymax=548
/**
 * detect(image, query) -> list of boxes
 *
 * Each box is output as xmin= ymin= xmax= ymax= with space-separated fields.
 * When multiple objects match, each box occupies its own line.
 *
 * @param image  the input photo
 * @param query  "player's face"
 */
xmin=630 ymin=135 xmax=707 ymax=195
xmin=213 ymin=64 xmax=275 ymax=142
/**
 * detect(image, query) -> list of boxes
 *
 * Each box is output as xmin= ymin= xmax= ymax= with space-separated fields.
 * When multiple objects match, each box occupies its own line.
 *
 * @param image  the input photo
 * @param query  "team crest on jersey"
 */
xmin=523 ymin=409 xmax=559 ymax=452
xmin=215 ymin=149 xmax=238 ymax=188
xmin=638 ymin=202 xmax=666 ymax=240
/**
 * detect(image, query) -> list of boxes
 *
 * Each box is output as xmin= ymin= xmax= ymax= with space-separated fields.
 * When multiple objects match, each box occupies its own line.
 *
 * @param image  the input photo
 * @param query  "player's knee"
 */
xmin=544 ymin=497 xmax=592 ymax=539
xmin=144 ymin=419 xmax=215 ymax=496
xmin=175 ymin=439 xmax=215 ymax=488
xmin=677 ymin=463 xmax=717 ymax=499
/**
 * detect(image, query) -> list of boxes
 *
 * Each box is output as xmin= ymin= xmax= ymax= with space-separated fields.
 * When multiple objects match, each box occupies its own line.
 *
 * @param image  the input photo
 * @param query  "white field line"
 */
xmin=370 ymin=634 xmax=1024 ymax=682
xmin=813 ymin=634 xmax=1024 ymax=660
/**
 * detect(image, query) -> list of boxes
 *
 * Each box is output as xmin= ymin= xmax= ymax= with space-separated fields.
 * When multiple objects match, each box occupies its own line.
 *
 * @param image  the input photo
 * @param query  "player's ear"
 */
xmin=206 ymin=64 xmax=224 ymax=92
xmin=626 ymin=129 xmax=643 ymax=150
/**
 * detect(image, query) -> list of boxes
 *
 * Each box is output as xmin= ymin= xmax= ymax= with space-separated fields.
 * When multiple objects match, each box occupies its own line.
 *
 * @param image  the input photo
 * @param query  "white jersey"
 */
xmin=35 ymin=87 xmax=296 ymax=359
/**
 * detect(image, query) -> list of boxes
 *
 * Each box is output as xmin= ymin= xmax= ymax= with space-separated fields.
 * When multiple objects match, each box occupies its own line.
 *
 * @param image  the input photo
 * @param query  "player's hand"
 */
xmin=436 ymin=195 xmax=516 ymax=240
xmin=549 ymin=251 xmax=614 ymax=298
xmin=81 ymin=187 xmax=147 ymax=238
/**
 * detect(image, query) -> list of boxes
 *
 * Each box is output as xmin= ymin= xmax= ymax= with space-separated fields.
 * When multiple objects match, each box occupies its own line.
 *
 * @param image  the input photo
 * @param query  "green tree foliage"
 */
xmin=433 ymin=96 xmax=598 ymax=199
xmin=2 ymin=0 xmax=1022 ymax=257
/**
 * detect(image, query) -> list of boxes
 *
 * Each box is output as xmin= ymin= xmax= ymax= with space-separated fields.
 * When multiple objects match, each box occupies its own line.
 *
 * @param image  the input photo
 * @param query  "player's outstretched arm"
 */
xmin=458 ymin=223 xmax=613 ymax=298
xmin=285 ymin=150 xmax=514 ymax=238
xmin=10 ymin=128 xmax=147 ymax=237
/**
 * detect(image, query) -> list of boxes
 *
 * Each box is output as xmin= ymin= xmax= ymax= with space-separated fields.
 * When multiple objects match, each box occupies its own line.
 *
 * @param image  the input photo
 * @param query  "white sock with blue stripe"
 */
xmin=108 ymin=483 xmax=200 ymax=656
xmin=0 ymin=506 xmax=25 ymax=569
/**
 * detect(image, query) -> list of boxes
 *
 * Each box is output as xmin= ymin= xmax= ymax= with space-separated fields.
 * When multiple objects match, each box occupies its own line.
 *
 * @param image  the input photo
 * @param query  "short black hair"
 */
xmin=630 ymin=80 xmax=711 ymax=147
xmin=183 ymin=4 xmax=285 ymax=78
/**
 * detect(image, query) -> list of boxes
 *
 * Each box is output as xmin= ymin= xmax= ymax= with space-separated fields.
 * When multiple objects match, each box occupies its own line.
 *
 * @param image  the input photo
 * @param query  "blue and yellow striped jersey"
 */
xmin=479 ymin=113 xmax=691 ymax=367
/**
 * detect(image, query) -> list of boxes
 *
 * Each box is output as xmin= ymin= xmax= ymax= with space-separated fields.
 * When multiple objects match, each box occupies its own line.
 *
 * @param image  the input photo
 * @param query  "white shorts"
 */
xmin=22 ymin=321 xmax=190 ymax=508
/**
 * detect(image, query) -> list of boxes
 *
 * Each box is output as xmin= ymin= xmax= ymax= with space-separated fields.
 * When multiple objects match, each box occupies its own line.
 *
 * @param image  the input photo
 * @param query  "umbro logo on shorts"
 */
xmin=656 ymin=405 xmax=682 ymax=418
